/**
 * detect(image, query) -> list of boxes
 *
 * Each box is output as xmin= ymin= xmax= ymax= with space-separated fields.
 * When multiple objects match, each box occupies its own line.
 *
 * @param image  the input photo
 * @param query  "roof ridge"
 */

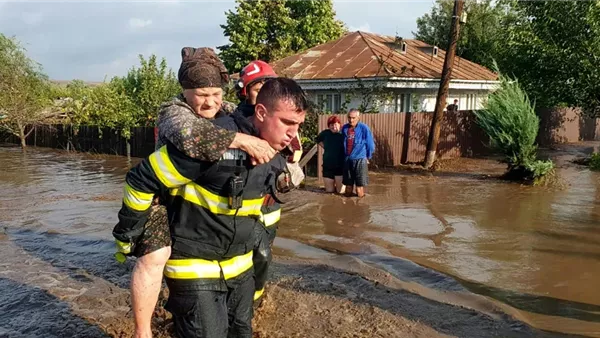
xmin=356 ymin=31 xmax=387 ymax=77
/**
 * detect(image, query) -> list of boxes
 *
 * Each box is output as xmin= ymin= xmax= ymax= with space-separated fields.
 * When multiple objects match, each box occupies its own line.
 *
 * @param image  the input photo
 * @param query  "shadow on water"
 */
xmin=8 ymin=229 xmax=133 ymax=289
xmin=358 ymin=253 xmax=600 ymax=325
xmin=534 ymin=229 xmax=600 ymax=247
xmin=0 ymin=277 xmax=108 ymax=338
xmin=461 ymin=277 xmax=600 ymax=324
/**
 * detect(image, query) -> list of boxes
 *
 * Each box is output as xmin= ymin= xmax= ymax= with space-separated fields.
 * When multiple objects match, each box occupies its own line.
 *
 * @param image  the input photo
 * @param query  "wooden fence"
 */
xmin=2 ymin=124 xmax=156 ymax=158
xmin=317 ymin=109 xmax=600 ymax=180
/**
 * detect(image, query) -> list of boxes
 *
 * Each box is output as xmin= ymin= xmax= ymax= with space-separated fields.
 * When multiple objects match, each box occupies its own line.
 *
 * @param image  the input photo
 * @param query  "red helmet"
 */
xmin=236 ymin=60 xmax=277 ymax=99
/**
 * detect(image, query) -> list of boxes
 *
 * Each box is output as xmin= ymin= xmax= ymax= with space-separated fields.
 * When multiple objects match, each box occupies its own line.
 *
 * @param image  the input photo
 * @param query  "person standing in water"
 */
xmin=317 ymin=115 xmax=345 ymax=194
xmin=341 ymin=109 xmax=375 ymax=198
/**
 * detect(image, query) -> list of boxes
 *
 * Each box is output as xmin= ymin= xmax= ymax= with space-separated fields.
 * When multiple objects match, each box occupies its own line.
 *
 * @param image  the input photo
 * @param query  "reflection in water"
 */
xmin=2 ymin=146 xmax=600 ymax=337
xmin=319 ymin=196 xmax=371 ymax=237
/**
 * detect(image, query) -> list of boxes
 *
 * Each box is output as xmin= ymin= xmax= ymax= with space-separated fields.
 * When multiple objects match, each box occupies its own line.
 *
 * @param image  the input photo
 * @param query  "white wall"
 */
xmin=307 ymin=89 xmax=489 ymax=113
xmin=404 ymin=90 xmax=489 ymax=112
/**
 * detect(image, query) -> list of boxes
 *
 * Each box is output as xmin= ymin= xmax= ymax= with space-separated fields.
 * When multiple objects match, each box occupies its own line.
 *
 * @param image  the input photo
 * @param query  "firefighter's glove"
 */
xmin=112 ymin=225 xmax=144 ymax=263
xmin=114 ymin=239 xmax=134 ymax=263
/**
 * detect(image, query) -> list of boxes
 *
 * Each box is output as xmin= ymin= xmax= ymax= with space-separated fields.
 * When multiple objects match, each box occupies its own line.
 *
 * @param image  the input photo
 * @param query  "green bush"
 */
xmin=590 ymin=153 xmax=600 ymax=171
xmin=525 ymin=160 xmax=554 ymax=179
xmin=474 ymin=63 xmax=554 ymax=181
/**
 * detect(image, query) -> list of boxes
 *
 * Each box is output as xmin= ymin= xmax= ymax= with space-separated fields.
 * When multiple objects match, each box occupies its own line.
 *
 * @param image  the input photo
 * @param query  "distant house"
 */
xmin=272 ymin=31 xmax=499 ymax=113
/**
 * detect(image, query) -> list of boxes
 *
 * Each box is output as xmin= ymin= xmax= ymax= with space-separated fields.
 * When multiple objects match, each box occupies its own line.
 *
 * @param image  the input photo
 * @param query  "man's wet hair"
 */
xmin=256 ymin=77 xmax=309 ymax=114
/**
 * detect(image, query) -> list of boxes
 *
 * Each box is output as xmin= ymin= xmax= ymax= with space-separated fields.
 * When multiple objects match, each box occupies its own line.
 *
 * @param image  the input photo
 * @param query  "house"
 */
xmin=272 ymin=31 xmax=499 ymax=113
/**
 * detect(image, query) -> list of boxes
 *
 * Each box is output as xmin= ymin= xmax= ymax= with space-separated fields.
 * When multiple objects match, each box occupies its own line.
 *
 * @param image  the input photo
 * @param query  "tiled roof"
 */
xmin=272 ymin=31 xmax=497 ymax=81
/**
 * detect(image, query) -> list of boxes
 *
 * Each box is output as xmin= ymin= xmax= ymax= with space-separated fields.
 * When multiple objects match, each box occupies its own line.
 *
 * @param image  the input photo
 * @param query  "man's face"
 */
xmin=183 ymin=87 xmax=223 ymax=119
xmin=255 ymin=99 xmax=305 ymax=151
xmin=246 ymin=81 xmax=264 ymax=105
xmin=348 ymin=111 xmax=360 ymax=127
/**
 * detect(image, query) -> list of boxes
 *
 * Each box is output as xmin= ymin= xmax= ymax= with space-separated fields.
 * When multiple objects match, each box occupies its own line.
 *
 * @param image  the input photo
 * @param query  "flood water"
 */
xmin=1 ymin=145 xmax=599 ymax=337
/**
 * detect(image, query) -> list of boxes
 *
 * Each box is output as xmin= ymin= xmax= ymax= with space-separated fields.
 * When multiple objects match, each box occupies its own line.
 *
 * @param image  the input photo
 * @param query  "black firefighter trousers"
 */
xmin=165 ymin=274 xmax=254 ymax=338
xmin=253 ymin=222 xmax=276 ymax=297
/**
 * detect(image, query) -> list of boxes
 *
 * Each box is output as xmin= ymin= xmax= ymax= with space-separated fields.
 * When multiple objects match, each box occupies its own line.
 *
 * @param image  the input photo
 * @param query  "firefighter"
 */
xmin=114 ymin=77 xmax=309 ymax=338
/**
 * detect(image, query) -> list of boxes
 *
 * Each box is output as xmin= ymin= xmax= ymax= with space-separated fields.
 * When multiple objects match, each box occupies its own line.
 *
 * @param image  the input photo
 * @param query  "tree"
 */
xmin=61 ymin=80 xmax=142 ymax=139
xmin=0 ymin=34 xmax=53 ymax=148
xmin=500 ymin=0 xmax=600 ymax=116
xmin=473 ymin=64 xmax=554 ymax=183
xmin=414 ymin=0 xmax=509 ymax=69
xmin=110 ymin=54 xmax=180 ymax=126
xmin=59 ymin=54 xmax=179 ymax=140
xmin=286 ymin=0 xmax=346 ymax=52
xmin=218 ymin=0 xmax=346 ymax=73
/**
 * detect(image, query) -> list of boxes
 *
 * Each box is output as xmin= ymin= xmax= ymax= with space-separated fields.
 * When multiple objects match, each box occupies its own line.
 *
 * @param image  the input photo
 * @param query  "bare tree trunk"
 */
xmin=126 ymin=140 xmax=131 ymax=164
xmin=424 ymin=0 xmax=465 ymax=169
xmin=18 ymin=122 xmax=26 ymax=149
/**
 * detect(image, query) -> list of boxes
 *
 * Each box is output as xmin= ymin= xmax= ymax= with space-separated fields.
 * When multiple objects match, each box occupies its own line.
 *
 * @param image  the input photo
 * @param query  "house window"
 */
xmin=466 ymin=94 xmax=477 ymax=109
xmin=316 ymin=93 xmax=342 ymax=113
xmin=392 ymin=93 xmax=411 ymax=112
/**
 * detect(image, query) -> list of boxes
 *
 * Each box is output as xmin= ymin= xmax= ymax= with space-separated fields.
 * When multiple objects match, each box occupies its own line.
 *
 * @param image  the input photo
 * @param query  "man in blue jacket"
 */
xmin=341 ymin=108 xmax=375 ymax=198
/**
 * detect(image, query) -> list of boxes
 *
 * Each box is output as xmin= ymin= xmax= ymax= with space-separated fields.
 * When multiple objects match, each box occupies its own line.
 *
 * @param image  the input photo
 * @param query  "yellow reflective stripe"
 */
xmin=254 ymin=288 xmax=264 ymax=301
xmin=123 ymin=183 xmax=154 ymax=211
xmin=220 ymin=251 xmax=254 ymax=280
xmin=115 ymin=240 xmax=132 ymax=254
xmin=149 ymin=146 xmax=191 ymax=188
xmin=170 ymin=183 xmax=264 ymax=216
xmin=164 ymin=251 xmax=253 ymax=280
xmin=164 ymin=260 xmax=221 ymax=279
xmin=259 ymin=209 xmax=281 ymax=227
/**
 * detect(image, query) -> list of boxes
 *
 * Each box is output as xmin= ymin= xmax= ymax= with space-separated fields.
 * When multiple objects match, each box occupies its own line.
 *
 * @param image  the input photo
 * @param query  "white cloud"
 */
xmin=349 ymin=23 xmax=371 ymax=33
xmin=89 ymin=43 xmax=158 ymax=81
xmin=128 ymin=17 xmax=152 ymax=30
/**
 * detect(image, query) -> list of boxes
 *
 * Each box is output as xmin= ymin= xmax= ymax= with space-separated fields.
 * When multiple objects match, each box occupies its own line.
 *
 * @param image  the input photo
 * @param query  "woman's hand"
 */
xmin=231 ymin=133 xmax=277 ymax=165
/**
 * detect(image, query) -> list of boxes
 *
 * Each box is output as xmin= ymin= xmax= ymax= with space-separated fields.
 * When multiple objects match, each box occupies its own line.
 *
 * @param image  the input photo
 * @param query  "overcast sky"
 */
xmin=0 ymin=0 xmax=434 ymax=82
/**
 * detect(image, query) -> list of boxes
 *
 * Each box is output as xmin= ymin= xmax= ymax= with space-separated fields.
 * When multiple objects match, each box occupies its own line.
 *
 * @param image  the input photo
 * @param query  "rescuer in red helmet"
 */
xmin=236 ymin=60 xmax=278 ymax=117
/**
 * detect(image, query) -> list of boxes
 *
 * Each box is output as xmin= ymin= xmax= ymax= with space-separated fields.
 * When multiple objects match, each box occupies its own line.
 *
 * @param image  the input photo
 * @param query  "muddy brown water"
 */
xmin=1 ymin=145 xmax=599 ymax=337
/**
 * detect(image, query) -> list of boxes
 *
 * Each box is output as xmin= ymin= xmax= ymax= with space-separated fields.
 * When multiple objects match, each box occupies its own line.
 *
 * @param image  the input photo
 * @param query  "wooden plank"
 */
xmin=298 ymin=144 xmax=318 ymax=168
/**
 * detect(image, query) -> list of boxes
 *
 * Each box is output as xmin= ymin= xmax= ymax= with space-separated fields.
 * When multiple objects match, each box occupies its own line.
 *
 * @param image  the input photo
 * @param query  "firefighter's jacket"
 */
xmin=113 ymin=111 xmax=287 ymax=290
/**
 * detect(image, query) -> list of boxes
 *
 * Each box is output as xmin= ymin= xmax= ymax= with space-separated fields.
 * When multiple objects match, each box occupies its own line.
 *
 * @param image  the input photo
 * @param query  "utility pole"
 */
xmin=424 ymin=0 xmax=465 ymax=169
